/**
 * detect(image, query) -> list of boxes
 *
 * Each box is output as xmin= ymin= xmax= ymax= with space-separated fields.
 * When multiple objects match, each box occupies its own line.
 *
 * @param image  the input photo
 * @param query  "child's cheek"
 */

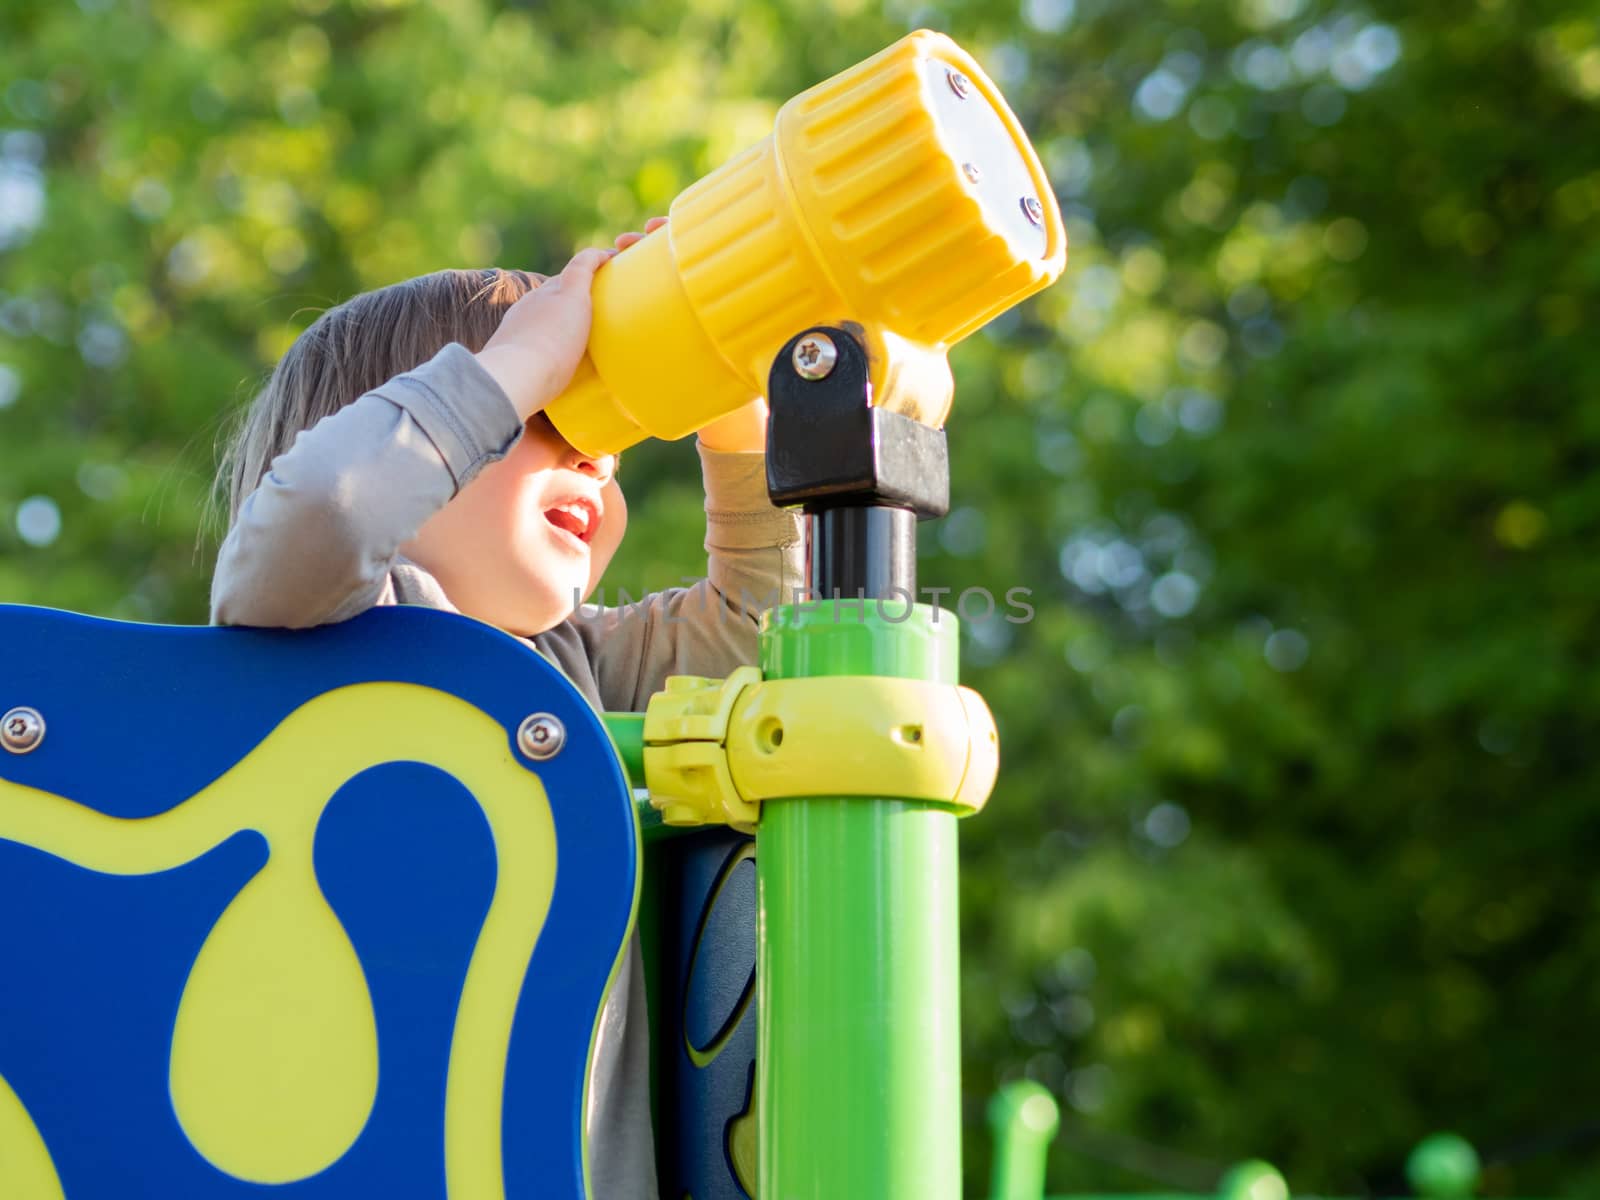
xmin=604 ymin=482 xmax=627 ymax=550
xmin=588 ymin=483 xmax=628 ymax=589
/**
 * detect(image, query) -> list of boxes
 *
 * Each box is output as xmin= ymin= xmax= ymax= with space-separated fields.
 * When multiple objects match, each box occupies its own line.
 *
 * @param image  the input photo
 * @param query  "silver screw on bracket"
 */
xmin=518 ymin=712 xmax=566 ymax=761
xmin=793 ymin=333 xmax=838 ymax=381
xmin=1 ymin=707 xmax=45 ymax=755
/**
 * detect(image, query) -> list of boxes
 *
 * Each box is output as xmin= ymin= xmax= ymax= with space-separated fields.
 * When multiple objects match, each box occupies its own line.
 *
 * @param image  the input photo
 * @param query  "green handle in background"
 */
xmin=990 ymin=1080 xmax=1062 ymax=1200
xmin=602 ymin=712 xmax=645 ymax=784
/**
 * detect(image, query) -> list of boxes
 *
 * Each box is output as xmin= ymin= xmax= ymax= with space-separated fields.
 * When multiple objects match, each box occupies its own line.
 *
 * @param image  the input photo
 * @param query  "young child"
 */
xmin=211 ymin=221 xmax=804 ymax=1199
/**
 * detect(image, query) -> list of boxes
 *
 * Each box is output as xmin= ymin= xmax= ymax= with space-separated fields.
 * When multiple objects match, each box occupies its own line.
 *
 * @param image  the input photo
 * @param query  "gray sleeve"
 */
xmin=210 ymin=342 xmax=523 ymax=628
xmin=572 ymin=444 xmax=805 ymax=712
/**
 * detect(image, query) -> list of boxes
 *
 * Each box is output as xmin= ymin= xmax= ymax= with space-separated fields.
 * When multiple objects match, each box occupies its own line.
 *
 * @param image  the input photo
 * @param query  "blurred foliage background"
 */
xmin=3 ymin=0 xmax=1597 ymax=1195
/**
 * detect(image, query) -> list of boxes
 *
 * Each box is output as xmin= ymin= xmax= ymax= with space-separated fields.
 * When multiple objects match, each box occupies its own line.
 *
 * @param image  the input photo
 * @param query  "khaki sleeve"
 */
xmin=574 ymin=443 xmax=806 ymax=711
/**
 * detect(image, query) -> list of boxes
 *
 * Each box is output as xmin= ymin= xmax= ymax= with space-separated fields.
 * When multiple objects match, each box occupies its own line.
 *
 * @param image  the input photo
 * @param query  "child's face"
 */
xmin=402 ymin=413 xmax=626 ymax=637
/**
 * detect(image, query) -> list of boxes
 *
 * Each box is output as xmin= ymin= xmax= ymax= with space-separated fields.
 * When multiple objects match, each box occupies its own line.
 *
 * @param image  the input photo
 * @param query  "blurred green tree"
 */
xmin=2 ymin=0 xmax=1595 ymax=1195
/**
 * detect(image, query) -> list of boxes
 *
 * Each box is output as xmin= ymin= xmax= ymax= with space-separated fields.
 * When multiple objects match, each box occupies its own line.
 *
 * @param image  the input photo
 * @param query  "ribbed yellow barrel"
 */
xmin=543 ymin=29 xmax=1066 ymax=456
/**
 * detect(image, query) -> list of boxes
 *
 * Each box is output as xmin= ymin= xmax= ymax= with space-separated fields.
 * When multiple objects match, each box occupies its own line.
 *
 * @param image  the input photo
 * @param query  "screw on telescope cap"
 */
xmin=946 ymin=68 xmax=972 ymax=98
xmin=792 ymin=333 xmax=838 ymax=380
xmin=1021 ymin=196 xmax=1044 ymax=226
xmin=962 ymin=162 xmax=983 ymax=184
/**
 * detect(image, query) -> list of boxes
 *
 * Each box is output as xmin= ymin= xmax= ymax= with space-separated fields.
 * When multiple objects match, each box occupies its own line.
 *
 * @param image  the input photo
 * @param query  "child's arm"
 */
xmin=213 ymin=248 xmax=615 ymax=628
xmin=210 ymin=345 xmax=525 ymax=628
xmin=558 ymin=406 xmax=806 ymax=713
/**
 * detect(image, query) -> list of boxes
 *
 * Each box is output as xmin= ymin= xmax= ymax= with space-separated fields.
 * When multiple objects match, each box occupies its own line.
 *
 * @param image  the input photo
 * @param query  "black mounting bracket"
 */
xmin=764 ymin=326 xmax=950 ymax=599
xmin=765 ymin=327 xmax=950 ymax=520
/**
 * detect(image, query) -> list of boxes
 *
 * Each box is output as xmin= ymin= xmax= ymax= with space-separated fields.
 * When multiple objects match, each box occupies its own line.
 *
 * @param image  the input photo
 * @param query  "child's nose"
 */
xmin=566 ymin=445 xmax=617 ymax=483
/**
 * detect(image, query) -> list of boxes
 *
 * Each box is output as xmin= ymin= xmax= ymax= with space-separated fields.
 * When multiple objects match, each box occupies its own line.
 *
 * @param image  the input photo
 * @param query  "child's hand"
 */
xmin=475 ymin=218 xmax=668 ymax=420
xmin=474 ymin=246 xmax=616 ymax=420
xmin=698 ymin=398 xmax=769 ymax=453
xmin=614 ymin=215 xmax=668 ymax=252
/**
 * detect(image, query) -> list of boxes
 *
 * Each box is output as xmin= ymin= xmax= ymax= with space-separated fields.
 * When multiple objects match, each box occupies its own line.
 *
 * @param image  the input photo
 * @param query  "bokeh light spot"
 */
xmin=1265 ymin=628 xmax=1310 ymax=671
xmin=16 ymin=495 xmax=62 ymax=548
xmin=1151 ymin=571 xmax=1199 ymax=617
xmin=1494 ymin=501 xmax=1547 ymax=549
xmin=1144 ymin=802 xmax=1191 ymax=848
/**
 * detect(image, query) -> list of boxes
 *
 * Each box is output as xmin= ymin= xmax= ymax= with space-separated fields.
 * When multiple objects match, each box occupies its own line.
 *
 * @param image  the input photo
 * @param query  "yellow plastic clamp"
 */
xmin=727 ymin=676 xmax=998 ymax=815
xmin=642 ymin=669 xmax=999 ymax=828
xmin=643 ymin=668 xmax=763 ymax=830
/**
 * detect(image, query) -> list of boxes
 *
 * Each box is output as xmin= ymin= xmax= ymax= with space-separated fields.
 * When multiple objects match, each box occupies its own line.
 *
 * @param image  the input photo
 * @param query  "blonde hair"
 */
xmin=215 ymin=268 xmax=539 ymax=529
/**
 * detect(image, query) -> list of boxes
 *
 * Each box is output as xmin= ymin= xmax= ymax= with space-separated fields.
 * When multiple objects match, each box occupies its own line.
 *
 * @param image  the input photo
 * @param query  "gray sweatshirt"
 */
xmin=211 ymin=342 xmax=804 ymax=1198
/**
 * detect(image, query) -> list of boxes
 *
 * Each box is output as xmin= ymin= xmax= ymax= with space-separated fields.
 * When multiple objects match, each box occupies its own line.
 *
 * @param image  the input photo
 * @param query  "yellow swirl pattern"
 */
xmin=0 ymin=1070 xmax=65 ymax=1199
xmin=0 ymin=682 xmax=558 ymax=1199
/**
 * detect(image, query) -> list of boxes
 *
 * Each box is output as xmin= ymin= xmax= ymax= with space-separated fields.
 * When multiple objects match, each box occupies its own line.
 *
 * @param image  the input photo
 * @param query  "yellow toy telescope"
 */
xmin=544 ymin=29 xmax=1068 ymax=455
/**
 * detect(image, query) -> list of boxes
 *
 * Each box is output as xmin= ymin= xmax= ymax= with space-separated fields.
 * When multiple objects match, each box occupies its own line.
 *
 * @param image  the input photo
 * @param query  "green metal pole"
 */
xmin=757 ymin=600 xmax=963 ymax=1199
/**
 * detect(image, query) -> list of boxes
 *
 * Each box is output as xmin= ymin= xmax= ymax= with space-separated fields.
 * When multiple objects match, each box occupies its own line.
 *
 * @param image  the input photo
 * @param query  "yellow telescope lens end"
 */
xmin=544 ymin=30 xmax=1067 ymax=456
xmin=775 ymin=29 xmax=1066 ymax=348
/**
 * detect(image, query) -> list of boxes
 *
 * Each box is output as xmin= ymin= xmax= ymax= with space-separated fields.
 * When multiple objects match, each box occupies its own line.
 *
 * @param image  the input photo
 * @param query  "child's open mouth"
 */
xmin=542 ymin=496 xmax=600 ymax=549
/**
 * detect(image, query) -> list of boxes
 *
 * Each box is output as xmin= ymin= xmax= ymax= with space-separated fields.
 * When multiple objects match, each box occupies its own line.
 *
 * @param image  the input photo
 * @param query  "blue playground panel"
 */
xmin=0 ymin=604 xmax=637 ymax=1199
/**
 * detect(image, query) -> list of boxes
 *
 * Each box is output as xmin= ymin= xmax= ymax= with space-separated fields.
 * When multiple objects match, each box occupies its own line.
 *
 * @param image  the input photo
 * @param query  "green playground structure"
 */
xmin=0 ymin=323 xmax=1545 ymax=1200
